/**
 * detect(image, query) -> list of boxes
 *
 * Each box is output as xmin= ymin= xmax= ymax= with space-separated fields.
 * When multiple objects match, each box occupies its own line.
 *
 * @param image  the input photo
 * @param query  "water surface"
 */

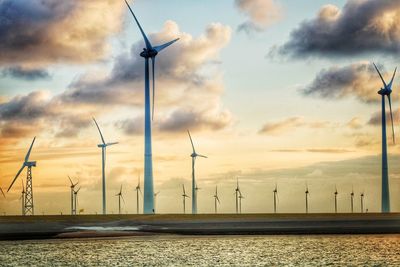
xmin=1 ymin=235 xmax=399 ymax=266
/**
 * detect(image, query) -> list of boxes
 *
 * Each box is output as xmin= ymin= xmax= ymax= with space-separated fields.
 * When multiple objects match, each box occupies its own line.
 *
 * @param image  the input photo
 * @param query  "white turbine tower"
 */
xmin=68 ymin=176 xmax=78 ymax=215
xmin=124 ymin=0 xmax=179 ymax=214
xmin=135 ymin=174 xmax=142 ymax=214
xmin=273 ymin=183 xmax=278 ymax=214
xmin=334 ymin=185 xmax=338 ymax=213
xmin=74 ymin=187 xmax=81 ymax=215
xmin=115 ymin=185 xmax=125 ymax=215
xmin=213 ymin=186 xmax=220 ymax=214
xmin=373 ymin=63 xmax=396 ymax=213
xmin=182 ymin=184 xmax=190 ymax=214
xmin=93 ymin=118 xmax=118 ymax=215
xmin=305 ymin=183 xmax=309 ymax=214
xmin=7 ymin=137 xmax=36 ymax=215
xmin=187 ymin=130 xmax=207 ymax=214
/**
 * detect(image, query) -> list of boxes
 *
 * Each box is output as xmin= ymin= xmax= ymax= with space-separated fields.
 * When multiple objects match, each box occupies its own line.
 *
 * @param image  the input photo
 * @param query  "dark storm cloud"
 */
xmin=274 ymin=0 xmax=400 ymax=58
xmin=1 ymin=66 xmax=51 ymax=80
xmin=302 ymin=62 xmax=387 ymax=102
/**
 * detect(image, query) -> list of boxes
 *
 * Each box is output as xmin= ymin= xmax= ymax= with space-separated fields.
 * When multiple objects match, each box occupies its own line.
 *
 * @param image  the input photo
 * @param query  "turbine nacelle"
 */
xmin=140 ymin=48 xmax=158 ymax=58
xmin=378 ymin=88 xmax=392 ymax=96
xmin=24 ymin=161 xmax=36 ymax=167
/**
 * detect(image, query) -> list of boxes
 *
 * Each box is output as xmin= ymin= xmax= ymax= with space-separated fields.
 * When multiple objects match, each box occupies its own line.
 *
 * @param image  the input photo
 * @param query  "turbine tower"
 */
xmin=135 ymin=174 xmax=142 ymax=214
xmin=115 ymin=185 xmax=125 ymax=214
xmin=373 ymin=63 xmax=396 ymax=213
xmin=20 ymin=180 xmax=25 ymax=216
xmin=213 ymin=186 xmax=220 ymax=214
xmin=360 ymin=192 xmax=364 ymax=213
xmin=93 ymin=118 xmax=118 ymax=215
xmin=125 ymin=0 xmax=179 ymax=214
xmin=305 ymin=184 xmax=309 ymax=214
xmin=68 ymin=176 xmax=78 ymax=215
xmin=238 ymin=191 xmax=244 ymax=214
xmin=350 ymin=187 xmax=354 ymax=213
xmin=273 ymin=183 xmax=278 ymax=213
xmin=154 ymin=191 xmax=160 ymax=213
xmin=182 ymin=184 xmax=190 ymax=214
xmin=334 ymin=185 xmax=338 ymax=213
xmin=187 ymin=130 xmax=207 ymax=214
xmin=73 ymin=187 xmax=81 ymax=215
xmin=235 ymin=179 xmax=241 ymax=214
xmin=7 ymin=137 xmax=36 ymax=215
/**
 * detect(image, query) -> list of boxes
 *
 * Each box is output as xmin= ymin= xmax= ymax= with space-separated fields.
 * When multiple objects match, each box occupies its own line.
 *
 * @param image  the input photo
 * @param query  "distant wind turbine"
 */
xmin=373 ymin=63 xmax=396 ymax=213
xmin=124 ymin=0 xmax=179 ymax=214
xmin=334 ymin=185 xmax=338 ymax=213
xmin=182 ymin=184 xmax=190 ymax=214
xmin=74 ymin=187 xmax=81 ymax=215
xmin=0 ymin=187 xmax=5 ymax=199
xmin=93 ymin=118 xmax=118 ymax=215
xmin=115 ymin=185 xmax=125 ymax=214
xmin=20 ymin=180 xmax=25 ymax=216
xmin=213 ymin=186 xmax=220 ymax=214
xmin=235 ymin=178 xmax=241 ymax=214
xmin=238 ymin=191 xmax=244 ymax=214
xmin=154 ymin=191 xmax=160 ymax=213
xmin=135 ymin=174 xmax=142 ymax=214
xmin=68 ymin=176 xmax=78 ymax=215
xmin=7 ymin=137 xmax=36 ymax=215
xmin=350 ymin=187 xmax=354 ymax=213
xmin=360 ymin=192 xmax=364 ymax=213
xmin=187 ymin=130 xmax=207 ymax=215
xmin=273 ymin=183 xmax=278 ymax=213
xmin=305 ymin=183 xmax=309 ymax=214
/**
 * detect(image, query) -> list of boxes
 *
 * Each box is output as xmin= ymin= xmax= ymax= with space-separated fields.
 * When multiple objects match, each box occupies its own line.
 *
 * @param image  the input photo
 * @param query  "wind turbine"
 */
xmin=334 ymin=185 xmax=338 ymax=213
xmin=93 ymin=118 xmax=118 ymax=215
xmin=360 ymin=192 xmax=364 ymax=213
xmin=73 ymin=187 xmax=81 ymax=215
xmin=273 ymin=183 xmax=278 ymax=213
xmin=235 ymin=178 xmax=241 ymax=214
xmin=238 ymin=191 xmax=244 ymax=214
xmin=213 ymin=186 xmax=220 ymax=214
xmin=115 ymin=185 xmax=125 ymax=214
xmin=350 ymin=187 xmax=354 ymax=213
xmin=182 ymin=184 xmax=190 ymax=214
xmin=154 ymin=191 xmax=160 ymax=213
xmin=68 ymin=176 xmax=78 ymax=215
xmin=7 ymin=137 xmax=36 ymax=215
xmin=20 ymin=180 xmax=25 ymax=216
xmin=305 ymin=183 xmax=309 ymax=214
xmin=135 ymin=174 xmax=142 ymax=214
xmin=187 ymin=130 xmax=207 ymax=214
xmin=373 ymin=63 xmax=396 ymax=213
xmin=0 ymin=187 xmax=4 ymax=199
xmin=124 ymin=0 xmax=179 ymax=214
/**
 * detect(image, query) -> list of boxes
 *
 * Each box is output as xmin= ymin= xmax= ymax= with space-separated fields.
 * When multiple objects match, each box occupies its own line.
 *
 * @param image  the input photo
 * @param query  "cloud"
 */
xmin=258 ymin=116 xmax=332 ymax=135
xmin=273 ymin=0 xmax=400 ymax=58
xmin=367 ymin=109 xmax=399 ymax=126
xmin=347 ymin=117 xmax=363 ymax=130
xmin=302 ymin=62 xmax=391 ymax=103
xmin=0 ymin=0 xmax=124 ymax=65
xmin=1 ymin=66 xmax=50 ymax=80
xmin=272 ymin=148 xmax=354 ymax=153
xmin=235 ymin=0 xmax=282 ymax=34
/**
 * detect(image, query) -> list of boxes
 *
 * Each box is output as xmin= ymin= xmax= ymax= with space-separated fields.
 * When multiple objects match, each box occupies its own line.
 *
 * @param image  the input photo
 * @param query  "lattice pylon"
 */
xmin=24 ymin=166 xmax=34 ymax=215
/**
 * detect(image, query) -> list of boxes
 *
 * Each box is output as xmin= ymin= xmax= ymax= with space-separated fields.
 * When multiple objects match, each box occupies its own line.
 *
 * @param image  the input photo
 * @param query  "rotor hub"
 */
xmin=140 ymin=48 xmax=158 ymax=58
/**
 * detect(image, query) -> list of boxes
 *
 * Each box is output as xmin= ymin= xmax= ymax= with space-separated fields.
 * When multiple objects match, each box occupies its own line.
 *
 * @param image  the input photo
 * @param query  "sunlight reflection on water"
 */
xmin=1 ymin=235 xmax=399 ymax=266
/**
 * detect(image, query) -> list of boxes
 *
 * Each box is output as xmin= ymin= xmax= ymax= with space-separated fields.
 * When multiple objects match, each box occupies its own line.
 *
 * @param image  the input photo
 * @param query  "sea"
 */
xmin=0 ymin=235 xmax=399 ymax=266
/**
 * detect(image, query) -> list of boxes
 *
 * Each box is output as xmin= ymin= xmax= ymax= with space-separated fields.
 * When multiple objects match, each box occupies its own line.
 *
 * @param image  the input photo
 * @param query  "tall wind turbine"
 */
xmin=125 ymin=0 xmax=179 ymax=214
xmin=73 ymin=187 xmax=81 ymax=215
xmin=115 ymin=185 xmax=125 ymax=214
xmin=187 ymin=130 xmax=207 ymax=214
xmin=334 ymin=185 xmax=338 ymax=213
xmin=182 ymin=184 xmax=190 ymax=214
xmin=373 ymin=63 xmax=396 ymax=213
xmin=68 ymin=176 xmax=78 ymax=215
xmin=154 ymin=191 xmax=160 ymax=213
xmin=7 ymin=137 xmax=36 ymax=215
xmin=305 ymin=184 xmax=309 ymax=214
xmin=360 ymin=192 xmax=364 ymax=213
xmin=135 ymin=174 xmax=142 ymax=214
xmin=93 ymin=118 xmax=118 ymax=215
xmin=273 ymin=183 xmax=278 ymax=214
xmin=350 ymin=187 xmax=354 ymax=213
xmin=213 ymin=186 xmax=220 ymax=214
xmin=235 ymin=179 xmax=241 ymax=214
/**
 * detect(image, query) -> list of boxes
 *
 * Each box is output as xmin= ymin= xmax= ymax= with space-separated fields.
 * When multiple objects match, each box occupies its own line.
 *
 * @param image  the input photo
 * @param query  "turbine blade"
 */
xmin=124 ymin=0 xmax=152 ymax=49
xmin=25 ymin=137 xmax=36 ymax=162
xmin=106 ymin=142 xmax=118 ymax=146
xmin=217 ymin=197 xmax=220 ymax=204
xmin=93 ymin=118 xmax=106 ymax=145
xmin=153 ymin=38 xmax=179 ymax=52
xmin=197 ymin=154 xmax=207 ymax=158
xmin=373 ymin=63 xmax=388 ymax=88
xmin=0 ymin=187 xmax=5 ymax=198
xmin=187 ymin=130 xmax=196 ymax=153
xmin=388 ymin=95 xmax=396 ymax=144
xmin=68 ymin=176 xmax=73 ymax=186
xmin=182 ymin=184 xmax=186 ymax=195
xmin=121 ymin=194 xmax=125 ymax=204
xmin=8 ymin=165 xmax=25 ymax=192
xmin=120 ymin=184 xmax=123 ymax=195
xmin=388 ymin=67 xmax=397 ymax=89
xmin=151 ymin=56 xmax=155 ymax=121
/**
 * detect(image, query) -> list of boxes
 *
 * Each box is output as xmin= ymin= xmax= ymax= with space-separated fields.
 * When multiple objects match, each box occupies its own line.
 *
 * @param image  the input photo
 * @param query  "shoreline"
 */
xmin=1 ymin=213 xmax=400 ymax=240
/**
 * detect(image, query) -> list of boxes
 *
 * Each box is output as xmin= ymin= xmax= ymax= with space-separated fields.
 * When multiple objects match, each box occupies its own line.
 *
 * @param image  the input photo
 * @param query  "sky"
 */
xmin=1 ymin=0 xmax=400 ymax=215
